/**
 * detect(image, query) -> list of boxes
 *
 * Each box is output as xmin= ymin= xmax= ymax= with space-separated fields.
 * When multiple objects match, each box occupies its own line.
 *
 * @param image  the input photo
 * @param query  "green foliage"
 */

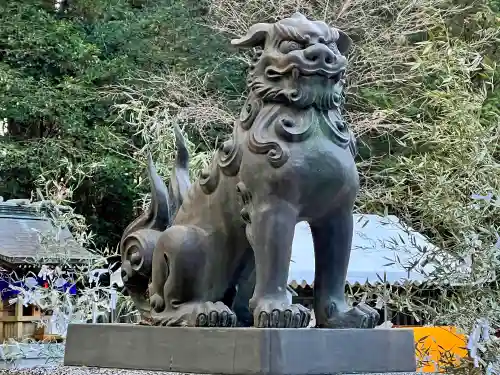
xmin=0 ymin=0 xmax=245 ymax=248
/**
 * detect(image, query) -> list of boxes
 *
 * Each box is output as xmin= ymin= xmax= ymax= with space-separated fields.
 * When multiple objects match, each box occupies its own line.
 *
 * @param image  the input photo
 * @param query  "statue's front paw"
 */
xmin=252 ymin=298 xmax=311 ymax=328
xmin=317 ymin=301 xmax=379 ymax=328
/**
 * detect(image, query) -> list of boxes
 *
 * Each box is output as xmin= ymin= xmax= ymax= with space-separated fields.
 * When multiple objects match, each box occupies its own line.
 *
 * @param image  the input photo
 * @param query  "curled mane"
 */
xmin=199 ymin=93 xmax=319 ymax=194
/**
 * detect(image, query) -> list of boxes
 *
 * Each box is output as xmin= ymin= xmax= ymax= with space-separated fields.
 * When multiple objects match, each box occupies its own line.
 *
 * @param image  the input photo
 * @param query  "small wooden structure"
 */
xmin=0 ymin=297 xmax=42 ymax=340
xmin=0 ymin=198 xmax=95 ymax=341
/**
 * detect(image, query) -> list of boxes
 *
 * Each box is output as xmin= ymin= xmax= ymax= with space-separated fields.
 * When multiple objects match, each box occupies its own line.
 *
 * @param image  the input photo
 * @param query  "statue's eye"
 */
xmin=279 ymin=40 xmax=303 ymax=53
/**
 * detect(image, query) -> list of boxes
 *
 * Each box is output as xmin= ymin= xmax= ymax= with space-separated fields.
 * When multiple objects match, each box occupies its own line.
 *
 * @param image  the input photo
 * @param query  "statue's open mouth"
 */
xmin=265 ymin=65 xmax=345 ymax=84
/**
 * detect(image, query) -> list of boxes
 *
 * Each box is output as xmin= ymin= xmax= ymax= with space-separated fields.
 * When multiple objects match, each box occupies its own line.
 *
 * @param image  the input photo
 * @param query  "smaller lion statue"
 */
xmin=119 ymin=12 xmax=379 ymax=329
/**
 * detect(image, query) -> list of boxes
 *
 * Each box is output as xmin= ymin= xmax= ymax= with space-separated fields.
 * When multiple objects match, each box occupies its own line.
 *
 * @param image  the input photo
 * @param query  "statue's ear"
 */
xmin=231 ymin=23 xmax=272 ymax=49
xmin=336 ymin=29 xmax=353 ymax=55
xmin=291 ymin=12 xmax=307 ymax=20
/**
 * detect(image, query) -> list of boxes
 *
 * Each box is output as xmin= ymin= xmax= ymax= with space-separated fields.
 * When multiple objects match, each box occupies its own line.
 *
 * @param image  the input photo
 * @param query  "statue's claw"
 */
xmin=153 ymin=301 xmax=237 ymax=327
xmin=150 ymin=293 xmax=165 ymax=313
xmin=252 ymin=298 xmax=311 ymax=328
xmin=317 ymin=301 xmax=380 ymax=329
xmin=195 ymin=302 xmax=237 ymax=327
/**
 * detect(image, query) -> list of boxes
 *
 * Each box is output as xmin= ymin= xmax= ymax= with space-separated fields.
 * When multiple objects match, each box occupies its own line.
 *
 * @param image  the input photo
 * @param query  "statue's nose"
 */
xmin=303 ymin=44 xmax=339 ymax=66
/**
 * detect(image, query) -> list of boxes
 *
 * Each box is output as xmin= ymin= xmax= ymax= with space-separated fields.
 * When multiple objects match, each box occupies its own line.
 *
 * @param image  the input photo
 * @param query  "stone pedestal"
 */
xmin=64 ymin=324 xmax=416 ymax=374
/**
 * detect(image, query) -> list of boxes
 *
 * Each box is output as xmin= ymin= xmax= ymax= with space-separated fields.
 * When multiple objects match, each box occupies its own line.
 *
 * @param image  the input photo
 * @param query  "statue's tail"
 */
xmin=119 ymin=124 xmax=191 ymax=321
xmin=167 ymin=123 xmax=191 ymax=218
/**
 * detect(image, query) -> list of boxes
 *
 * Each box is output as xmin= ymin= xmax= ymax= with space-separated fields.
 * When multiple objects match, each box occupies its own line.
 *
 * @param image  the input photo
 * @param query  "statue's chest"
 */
xmin=283 ymin=135 xmax=359 ymax=220
xmin=297 ymin=136 xmax=357 ymax=186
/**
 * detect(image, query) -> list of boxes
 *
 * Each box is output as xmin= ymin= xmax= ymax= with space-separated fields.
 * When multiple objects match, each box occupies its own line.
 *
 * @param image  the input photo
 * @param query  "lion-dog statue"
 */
xmin=119 ymin=12 xmax=380 ymax=329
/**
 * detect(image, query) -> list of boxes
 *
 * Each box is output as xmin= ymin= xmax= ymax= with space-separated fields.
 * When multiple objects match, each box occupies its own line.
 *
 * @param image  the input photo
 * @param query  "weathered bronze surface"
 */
xmin=120 ymin=12 xmax=379 ymax=329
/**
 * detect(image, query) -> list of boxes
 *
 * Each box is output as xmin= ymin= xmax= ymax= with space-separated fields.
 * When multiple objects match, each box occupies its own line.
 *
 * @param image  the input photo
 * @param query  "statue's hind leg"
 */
xmin=149 ymin=225 xmax=236 ymax=327
xmin=310 ymin=206 xmax=380 ymax=328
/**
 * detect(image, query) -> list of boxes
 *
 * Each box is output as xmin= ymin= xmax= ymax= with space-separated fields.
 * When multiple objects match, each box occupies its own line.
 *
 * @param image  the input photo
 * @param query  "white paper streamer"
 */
xmin=467 ymin=318 xmax=491 ymax=368
xmin=109 ymin=268 xmax=124 ymax=288
xmin=110 ymin=289 xmax=117 ymax=310
xmin=91 ymin=301 xmax=97 ymax=323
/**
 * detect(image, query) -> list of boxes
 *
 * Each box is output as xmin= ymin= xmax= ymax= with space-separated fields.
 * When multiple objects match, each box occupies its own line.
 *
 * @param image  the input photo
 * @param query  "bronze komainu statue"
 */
xmin=120 ymin=12 xmax=380 ymax=329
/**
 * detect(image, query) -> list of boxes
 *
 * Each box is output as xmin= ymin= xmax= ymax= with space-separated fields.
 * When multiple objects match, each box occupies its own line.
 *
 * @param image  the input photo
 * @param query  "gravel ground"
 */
xmin=0 ymin=367 xmax=420 ymax=375
xmin=2 ymin=367 xmax=190 ymax=375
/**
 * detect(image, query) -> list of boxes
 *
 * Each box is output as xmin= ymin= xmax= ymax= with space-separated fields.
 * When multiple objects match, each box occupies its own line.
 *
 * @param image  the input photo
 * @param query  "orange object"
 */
xmin=395 ymin=326 xmax=468 ymax=373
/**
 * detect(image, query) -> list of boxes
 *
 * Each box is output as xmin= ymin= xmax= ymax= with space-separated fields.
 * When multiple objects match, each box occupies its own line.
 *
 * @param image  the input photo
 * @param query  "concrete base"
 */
xmin=64 ymin=324 xmax=416 ymax=374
